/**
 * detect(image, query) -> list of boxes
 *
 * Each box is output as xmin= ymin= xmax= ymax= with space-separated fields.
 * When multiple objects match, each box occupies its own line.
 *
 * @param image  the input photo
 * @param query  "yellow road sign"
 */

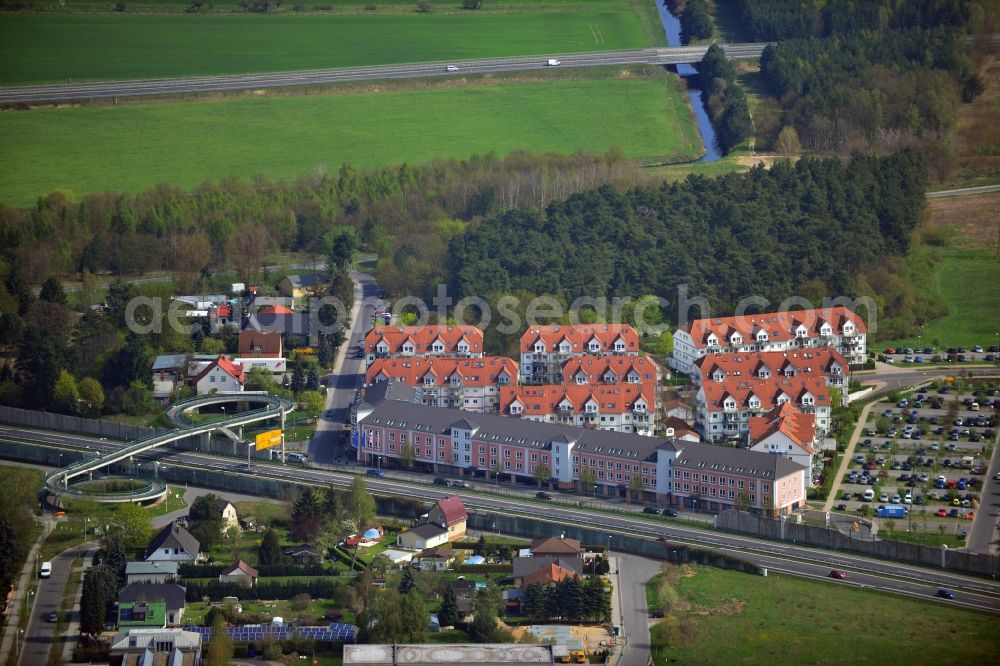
xmin=255 ymin=429 xmax=283 ymax=450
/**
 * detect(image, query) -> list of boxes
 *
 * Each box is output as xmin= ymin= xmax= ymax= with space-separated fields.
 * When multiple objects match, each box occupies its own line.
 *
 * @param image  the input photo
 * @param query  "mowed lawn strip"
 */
xmin=648 ymin=566 xmax=996 ymax=664
xmin=0 ymin=75 xmax=699 ymax=205
xmin=0 ymin=10 xmax=648 ymax=85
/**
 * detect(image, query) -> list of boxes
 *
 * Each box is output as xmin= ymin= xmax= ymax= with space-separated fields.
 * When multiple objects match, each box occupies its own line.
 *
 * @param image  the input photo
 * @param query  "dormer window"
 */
xmin=575 ymin=372 xmax=587 ymax=385
xmin=634 ymin=401 xmax=647 ymax=413
xmin=423 ymin=374 xmax=435 ymax=386
xmin=558 ymin=340 xmax=571 ymax=353
xmin=603 ymin=373 xmax=617 ymax=383
xmin=613 ymin=337 xmax=626 ymax=352
xmin=402 ymin=343 xmax=414 ymax=354
xmin=730 ymin=334 xmax=743 ymax=346
xmin=627 ymin=372 xmax=640 ymax=384
xmin=450 ymin=375 xmax=461 ymax=386
xmin=534 ymin=342 xmax=545 ymax=353
xmin=457 ymin=341 xmax=470 ymax=354
xmin=510 ymin=402 xmax=522 ymax=415
xmin=585 ymin=401 xmax=598 ymax=413
xmin=588 ymin=338 xmax=601 ymax=352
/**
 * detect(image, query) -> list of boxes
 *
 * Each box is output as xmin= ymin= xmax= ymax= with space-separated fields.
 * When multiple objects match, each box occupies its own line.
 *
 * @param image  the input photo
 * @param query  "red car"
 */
xmin=936 ymin=509 xmax=948 ymax=517
xmin=829 ymin=570 xmax=847 ymax=580
xmin=885 ymin=348 xmax=896 ymax=355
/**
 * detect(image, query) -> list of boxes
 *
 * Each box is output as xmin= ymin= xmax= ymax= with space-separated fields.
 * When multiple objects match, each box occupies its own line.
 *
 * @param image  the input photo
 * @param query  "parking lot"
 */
xmin=879 ymin=344 xmax=1000 ymax=366
xmin=830 ymin=381 xmax=998 ymax=542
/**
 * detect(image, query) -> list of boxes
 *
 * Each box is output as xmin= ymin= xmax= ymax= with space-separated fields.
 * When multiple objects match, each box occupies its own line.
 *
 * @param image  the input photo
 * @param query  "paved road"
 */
xmin=0 ymin=44 xmax=768 ymax=105
xmin=310 ymin=269 xmax=376 ymax=465
xmin=18 ymin=540 xmax=93 ymax=666
xmin=926 ymin=184 xmax=1000 ymax=198
xmin=8 ymin=426 xmax=1000 ymax=614
xmin=615 ymin=554 xmax=661 ymax=666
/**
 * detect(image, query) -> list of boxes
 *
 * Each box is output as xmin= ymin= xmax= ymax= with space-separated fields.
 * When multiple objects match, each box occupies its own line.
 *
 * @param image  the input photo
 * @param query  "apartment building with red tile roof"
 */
xmin=520 ymin=324 xmax=639 ymax=383
xmin=747 ymin=403 xmax=818 ymax=481
xmin=670 ymin=306 xmax=867 ymax=374
xmin=364 ymin=325 xmax=483 ymax=366
xmin=499 ymin=383 xmax=654 ymax=435
xmin=560 ymin=355 xmax=659 ymax=391
xmin=691 ymin=349 xmax=848 ymax=388
xmin=365 ymin=356 xmax=517 ymax=413
xmin=695 ymin=375 xmax=831 ymax=443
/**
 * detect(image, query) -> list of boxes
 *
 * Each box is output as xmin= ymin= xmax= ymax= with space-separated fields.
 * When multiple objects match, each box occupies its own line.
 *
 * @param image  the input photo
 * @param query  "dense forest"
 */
xmin=738 ymin=0 xmax=986 ymax=154
xmin=447 ymin=149 xmax=927 ymax=336
xmin=664 ymin=0 xmax=713 ymax=43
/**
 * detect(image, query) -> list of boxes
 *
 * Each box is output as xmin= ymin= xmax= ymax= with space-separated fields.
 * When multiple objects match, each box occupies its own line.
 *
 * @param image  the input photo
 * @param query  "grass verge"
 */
xmin=648 ymin=564 xmax=996 ymax=663
xmin=0 ymin=68 xmax=700 ymax=205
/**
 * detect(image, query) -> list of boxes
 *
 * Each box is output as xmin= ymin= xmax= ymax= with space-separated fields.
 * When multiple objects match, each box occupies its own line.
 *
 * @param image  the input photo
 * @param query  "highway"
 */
xmin=4 ymin=425 xmax=999 ymax=615
xmin=0 ymin=44 xmax=768 ymax=105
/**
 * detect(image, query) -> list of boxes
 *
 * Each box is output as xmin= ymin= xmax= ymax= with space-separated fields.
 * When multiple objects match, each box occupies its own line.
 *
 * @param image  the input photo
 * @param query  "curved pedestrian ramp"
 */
xmin=44 ymin=391 xmax=292 ymax=502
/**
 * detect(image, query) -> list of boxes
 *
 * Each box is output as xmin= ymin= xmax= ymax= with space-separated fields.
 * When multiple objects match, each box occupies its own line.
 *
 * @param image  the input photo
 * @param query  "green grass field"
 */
xmin=881 ymin=248 xmax=1000 ymax=351
xmin=0 ymin=8 xmax=650 ymax=85
xmin=0 ymin=70 xmax=701 ymax=205
xmin=648 ymin=566 xmax=997 ymax=663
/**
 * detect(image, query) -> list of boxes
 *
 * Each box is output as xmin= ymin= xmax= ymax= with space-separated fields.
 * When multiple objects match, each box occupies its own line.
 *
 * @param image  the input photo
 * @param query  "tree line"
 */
xmin=447 ymin=150 xmax=927 ymax=351
xmin=664 ymin=0 xmax=712 ymax=43
xmin=699 ymin=44 xmax=752 ymax=154
xmin=523 ymin=575 xmax=610 ymax=623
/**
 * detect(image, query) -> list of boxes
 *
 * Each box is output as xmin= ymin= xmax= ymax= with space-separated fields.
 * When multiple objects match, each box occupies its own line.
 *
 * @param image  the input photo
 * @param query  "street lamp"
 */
xmin=607 ymin=535 xmax=612 ymax=554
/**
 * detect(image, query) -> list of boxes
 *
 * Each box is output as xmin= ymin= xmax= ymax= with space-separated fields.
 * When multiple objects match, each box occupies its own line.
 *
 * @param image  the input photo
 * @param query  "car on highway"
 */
xmin=642 ymin=507 xmax=660 ymax=515
xmin=828 ymin=569 xmax=847 ymax=580
xmin=663 ymin=509 xmax=679 ymax=517
xmin=433 ymin=477 xmax=449 ymax=486
xmin=449 ymin=480 xmax=471 ymax=489
xmin=546 ymin=58 xmax=561 ymax=66
xmin=935 ymin=588 xmax=955 ymax=600
xmin=365 ymin=468 xmax=385 ymax=478
xmin=445 ymin=65 xmax=460 ymax=72
xmin=536 ymin=491 xmax=552 ymax=500
xmin=39 ymin=561 xmax=52 ymax=578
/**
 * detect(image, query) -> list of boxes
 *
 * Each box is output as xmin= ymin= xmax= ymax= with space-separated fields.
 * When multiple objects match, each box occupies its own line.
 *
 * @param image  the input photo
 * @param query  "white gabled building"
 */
xmin=671 ymin=307 xmax=867 ymax=375
xmin=194 ymin=356 xmax=245 ymax=395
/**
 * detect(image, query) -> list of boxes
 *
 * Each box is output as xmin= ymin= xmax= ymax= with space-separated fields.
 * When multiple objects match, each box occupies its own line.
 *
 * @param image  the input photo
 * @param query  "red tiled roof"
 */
xmin=366 ymin=357 xmax=517 ymax=388
xmin=700 ymin=375 xmax=830 ymax=411
xmin=519 ymin=324 xmax=639 ymax=354
xmin=194 ymin=356 xmax=245 ymax=384
xmin=259 ymin=304 xmax=293 ymax=315
xmin=222 ymin=560 xmax=259 ymax=578
xmin=365 ymin=325 xmax=483 ymax=355
xmin=681 ymin=307 xmax=866 ymax=347
xmin=693 ymin=349 xmax=847 ymax=382
xmin=238 ymin=331 xmax=283 ymax=357
xmin=748 ymin=403 xmax=816 ymax=453
xmin=560 ymin=355 xmax=658 ymax=387
xmin=522 ymin=562 xmax=578 ymax=587
xmin=500 ymin=383 xmax=652 ymax=416
xmin=435 ymin=495 xmax=467 ymax=527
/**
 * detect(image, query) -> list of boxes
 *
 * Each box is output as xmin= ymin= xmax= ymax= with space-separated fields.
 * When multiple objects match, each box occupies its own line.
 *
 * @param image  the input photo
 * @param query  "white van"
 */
xmin=40 ymin=561 xmax=52 ymax=578
xmin=863 ymin=489 xmax=875 ymax=501
xmin=286 ymin=453 xmax=308 ymax=465
xmin=546 ymin=59 xmax=561 ymax=66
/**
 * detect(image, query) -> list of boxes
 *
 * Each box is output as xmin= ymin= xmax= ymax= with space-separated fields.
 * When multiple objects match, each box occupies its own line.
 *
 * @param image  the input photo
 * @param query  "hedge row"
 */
xmin=185 ymin=578 xmax=343 ymax=602
xmin=179 ymin=563 xmax=329 ymax=578
xmin=455 ymin=564 xmax=512 ymax=574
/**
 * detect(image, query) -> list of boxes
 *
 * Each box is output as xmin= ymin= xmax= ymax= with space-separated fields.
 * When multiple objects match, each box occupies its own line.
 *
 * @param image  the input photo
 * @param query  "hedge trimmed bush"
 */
xmin=180 ymin=563 xmax=329 ymax=578
xmin=185 ymin=578 xmax=343 ymax=602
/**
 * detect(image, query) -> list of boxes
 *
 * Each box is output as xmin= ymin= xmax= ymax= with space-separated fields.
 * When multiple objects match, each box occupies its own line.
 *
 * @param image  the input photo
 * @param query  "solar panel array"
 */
xmin=183 ymin=623 xmax=355 ymax=643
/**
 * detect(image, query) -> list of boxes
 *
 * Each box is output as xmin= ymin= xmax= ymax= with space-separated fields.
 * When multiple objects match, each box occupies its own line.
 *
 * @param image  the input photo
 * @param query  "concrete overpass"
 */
xmin=44 ymin=391 xmax=293 ymax=502
xmin=0 ymin=43 xmax=771 ymax=106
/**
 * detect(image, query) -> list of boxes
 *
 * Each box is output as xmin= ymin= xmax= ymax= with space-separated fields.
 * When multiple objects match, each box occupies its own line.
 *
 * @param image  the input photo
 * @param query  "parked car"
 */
xmin=536 ymin=491 xmax=552 ymax=500
xmin=835 ymin=503 xmax=848 ymax=511
xmin=642 ymin=507 xmax=660 ymax=515
xmin=433 ymin=477 xmax=450 ymax=486
xmin=663 ymin=509 xmax=679 ymax=517
xmin=450 ymin=480 xmax=471 ymax=489
xmin=365 ymin=468 xmax=385 ymax=478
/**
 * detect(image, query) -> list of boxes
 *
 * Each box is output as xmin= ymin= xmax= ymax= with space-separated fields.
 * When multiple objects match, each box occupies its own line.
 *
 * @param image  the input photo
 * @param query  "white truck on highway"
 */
xmin=546 ymin=59 xmax=561 ymax=66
